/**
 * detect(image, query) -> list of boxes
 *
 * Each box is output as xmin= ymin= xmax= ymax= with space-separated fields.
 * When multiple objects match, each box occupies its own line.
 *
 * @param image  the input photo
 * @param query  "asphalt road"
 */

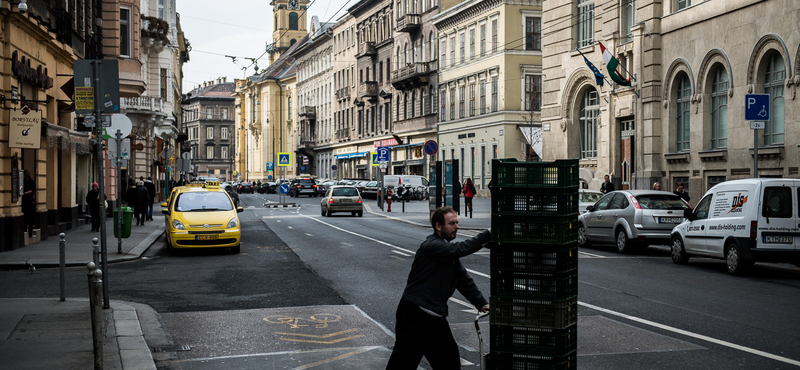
xmin=2 ymin=192 xmax=799 ymax=369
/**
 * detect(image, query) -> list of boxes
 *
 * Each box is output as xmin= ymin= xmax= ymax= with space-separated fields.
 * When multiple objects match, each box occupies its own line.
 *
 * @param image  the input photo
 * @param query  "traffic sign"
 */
xmin=331 ymin=164 xmax=338 ymax=171
xmin=277 ymin=153 xmax=291 ymax=167
xmin=745 ymin=94 xmax=770 ymax=121
xmin=424 ymin=140 xmax=438 ymax=155
xmin=377 ymin=146 xmax=390 ymax=162
xmin=266 ymin=162 xmax=274 ymax=171
xmin=279 ymin=183 xmax=290 ymax=194
xmin=371 ymin=153 xmax=379 ymax=166
xmin=300 ymin=165 xmax=306 ymax=172
xmin=750 ymin=121 xmax=765 ymax=130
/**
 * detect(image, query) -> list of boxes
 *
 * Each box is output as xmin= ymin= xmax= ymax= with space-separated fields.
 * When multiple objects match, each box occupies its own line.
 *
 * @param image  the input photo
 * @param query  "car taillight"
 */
xmin=629 ymin=195 xmax=642 ymax=209
xmin=357 ymin=197 xmax=362 ymax=204
xmin=296 ymin=185 xmax=301 ymax=188
xmin=313 ymin=184 xmax=317 ymax=188
xmin=329 ymin=198 xmax=334 ymax=204
xmin=750 ymin=220 xmax=757 ymax=238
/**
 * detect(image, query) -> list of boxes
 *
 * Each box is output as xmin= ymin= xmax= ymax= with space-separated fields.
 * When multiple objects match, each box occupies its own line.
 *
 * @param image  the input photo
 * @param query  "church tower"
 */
xmin=270 ymin=0 xmax=310 ymax=64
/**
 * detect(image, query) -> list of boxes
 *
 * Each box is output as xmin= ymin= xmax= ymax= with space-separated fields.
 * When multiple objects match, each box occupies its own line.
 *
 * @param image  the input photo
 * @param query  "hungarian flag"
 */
xmin=599 ymin=42 xmax=631 ymax=86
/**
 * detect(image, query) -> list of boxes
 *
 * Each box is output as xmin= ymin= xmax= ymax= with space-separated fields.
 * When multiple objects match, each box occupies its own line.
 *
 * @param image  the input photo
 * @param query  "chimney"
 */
xmin=222 ymin=77 xmax=226 ymax=83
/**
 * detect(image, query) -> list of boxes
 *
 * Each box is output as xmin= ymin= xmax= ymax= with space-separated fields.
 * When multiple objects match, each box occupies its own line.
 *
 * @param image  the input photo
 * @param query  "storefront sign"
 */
xmin=11 ymin=51 xmax=51 ymax=89
xmin=373 ymin=137 xmax=409 ymax=148
xmin=9 ymin=105 xmax=42 ymax=149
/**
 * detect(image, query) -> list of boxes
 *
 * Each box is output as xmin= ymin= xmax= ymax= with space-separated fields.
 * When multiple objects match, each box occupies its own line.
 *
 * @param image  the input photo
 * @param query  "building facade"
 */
xmin=542 ymin=0 xmax=800 ymax=198
xmin=433 ymin=0 xmax=544 ymax=191
xmin=331 ymin=14 xmax=359 ymax=179
xmin=181 ymin=79 xmax=235 ymax=180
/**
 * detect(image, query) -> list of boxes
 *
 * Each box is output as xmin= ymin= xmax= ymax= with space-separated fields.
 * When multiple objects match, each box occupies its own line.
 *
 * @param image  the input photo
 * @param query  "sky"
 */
xmin=177 ymin=0 xmax=352 ymax=94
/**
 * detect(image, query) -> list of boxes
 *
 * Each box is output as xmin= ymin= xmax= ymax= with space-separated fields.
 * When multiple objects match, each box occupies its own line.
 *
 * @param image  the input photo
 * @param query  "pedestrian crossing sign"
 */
xmin=278 ymin=153 xmax=291 ymax=167
xmin=371 ymin=152 xmax=379 ymax=166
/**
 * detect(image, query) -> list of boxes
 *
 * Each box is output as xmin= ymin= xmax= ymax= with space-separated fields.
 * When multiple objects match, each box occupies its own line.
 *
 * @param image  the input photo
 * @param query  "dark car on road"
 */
xmin=289 ymin=177 xmax=317 ymax=197
xmin=223 ymin=184 xmax=240 ymax=207
xmin=238 ymin=182 xmax=254 ymax=194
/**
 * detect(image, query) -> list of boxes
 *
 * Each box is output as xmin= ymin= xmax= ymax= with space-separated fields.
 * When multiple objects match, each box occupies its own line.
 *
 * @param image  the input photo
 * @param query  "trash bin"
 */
xmin=113 ymin=207 xmax=133 ymax=238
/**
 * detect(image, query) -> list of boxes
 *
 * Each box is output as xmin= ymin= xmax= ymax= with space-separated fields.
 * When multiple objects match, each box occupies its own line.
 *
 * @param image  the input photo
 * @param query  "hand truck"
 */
xmin=474 ymin=312 xmax=490 ymax=370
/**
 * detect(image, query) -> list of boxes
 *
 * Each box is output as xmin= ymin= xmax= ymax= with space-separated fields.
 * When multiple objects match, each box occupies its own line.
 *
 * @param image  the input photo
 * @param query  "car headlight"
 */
xmin=172 ymin=219 xmax=185 ymax=230
xmin=227 ymin=217 xmax=239 ymax=229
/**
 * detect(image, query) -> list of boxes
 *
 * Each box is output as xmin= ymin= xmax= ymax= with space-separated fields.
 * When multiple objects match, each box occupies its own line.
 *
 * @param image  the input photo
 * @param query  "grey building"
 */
xmin=181 ymin=79 xmax=236 ymax=181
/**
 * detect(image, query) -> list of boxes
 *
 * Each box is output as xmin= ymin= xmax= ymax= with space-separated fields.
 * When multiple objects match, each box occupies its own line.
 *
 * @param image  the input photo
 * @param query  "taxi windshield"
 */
xmin=175 ymin=192 xmax=233 ymax=211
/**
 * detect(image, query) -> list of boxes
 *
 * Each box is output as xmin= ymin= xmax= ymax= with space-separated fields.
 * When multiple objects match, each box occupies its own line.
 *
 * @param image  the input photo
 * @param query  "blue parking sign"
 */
xmin=745 ymin=94 xmax=770 ymax=121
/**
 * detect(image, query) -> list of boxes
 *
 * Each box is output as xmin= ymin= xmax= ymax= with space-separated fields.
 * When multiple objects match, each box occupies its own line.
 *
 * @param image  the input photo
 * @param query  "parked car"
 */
xmin=256 ymin=183 xmax=271 ymax=194
xmin=320 ymin=185 xmax=363 ymax=217
xmin=578 ymin=190 xmax=690 ymax=253
xmin=289 ymin=177 xmax=317 ymax=197
xmin=315 ymin=180 xmax=329 ymax=197
xmin=237 ymin=182 xmax=254 ymax=194
xmin=362 ymin=181 xmax=381 ymax=199
xmin=579 ymin=189 xmax=604 ymax=215
xmin=670 ymin=178 xmax=800 ymax=275
xmin=265 ymin=182 xmax=278 ymax=194
xmin=161 ymin=184 xmax=243 ymax=254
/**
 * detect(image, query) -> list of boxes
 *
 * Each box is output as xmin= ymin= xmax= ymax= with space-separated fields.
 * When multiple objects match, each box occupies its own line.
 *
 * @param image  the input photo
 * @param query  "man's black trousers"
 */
xmin=386 ymin=298 xmax=461 ymax=370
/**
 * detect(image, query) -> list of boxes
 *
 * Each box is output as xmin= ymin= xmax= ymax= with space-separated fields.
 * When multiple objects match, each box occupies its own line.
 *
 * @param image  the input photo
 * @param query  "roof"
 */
xmin=255 ymin=34 xmax=309 ymax=82
xmin=183 ymin=82 xmax=235 ymax=100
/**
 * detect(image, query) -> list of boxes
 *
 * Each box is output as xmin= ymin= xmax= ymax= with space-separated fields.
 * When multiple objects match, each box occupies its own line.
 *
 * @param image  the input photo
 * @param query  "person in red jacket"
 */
xmin=463 ymin=178 xmax=476 ymax=218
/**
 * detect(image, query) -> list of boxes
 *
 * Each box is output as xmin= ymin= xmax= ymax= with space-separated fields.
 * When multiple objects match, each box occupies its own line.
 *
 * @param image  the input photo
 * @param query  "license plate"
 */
xmin=197 ymin=235 xmax=218 ymax=241
xmin=340 ymin=199 xmax=352 ymax=203
xmin=763 ymin=235 xmax=793 ymax=244
xmin=659 ymin=217 xmax=682 ymax=223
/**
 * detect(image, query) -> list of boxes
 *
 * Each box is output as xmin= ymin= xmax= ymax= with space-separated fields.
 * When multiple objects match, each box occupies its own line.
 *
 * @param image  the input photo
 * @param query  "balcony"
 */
xmin=395 ymin=14 xmax=421 ymax=32
xmin=356 ymin=42 xmax=377 ymax=59
xmin=336 ymin=128 xmax=351 ymax=141
xmin=358 ymin=81 xmax=378 ymax=101
xmin=299 ymin=138 xmax=316 ymax=152
xmin=335 ymin=87 xmax=351 ymax=100
xmin=121 ymin=96 xmax=169 ymax=115
xmin=299 ymin=106 xmax=316 ymax=118
xmin=391 ymin=62 xmax=429 ymax=90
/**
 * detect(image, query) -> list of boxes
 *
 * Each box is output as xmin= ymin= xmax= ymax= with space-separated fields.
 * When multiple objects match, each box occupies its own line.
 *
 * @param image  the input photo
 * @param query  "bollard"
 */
xmin=87 ymin=262 xmax=104 ymax=370
xmin=59 ymin=233 xmax=66 ymax=302
xmin=92 ymin=238 xmax=99 ymax=267
xmin=402 ymin=198 xmax=405 ymax=213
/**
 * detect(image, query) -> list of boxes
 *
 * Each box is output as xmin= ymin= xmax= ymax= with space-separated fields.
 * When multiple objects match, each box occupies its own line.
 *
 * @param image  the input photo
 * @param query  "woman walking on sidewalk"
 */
xmin=86 ymin=182 xmax=101 ymax=232
xmin=463 ymin=178 xmax=476 ymax=218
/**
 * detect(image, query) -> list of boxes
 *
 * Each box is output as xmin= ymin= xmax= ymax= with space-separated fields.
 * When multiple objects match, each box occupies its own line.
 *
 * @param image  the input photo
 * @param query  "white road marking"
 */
xmin=449 ymin=297 xmax=478 ymax=313
xmin=305 ymin=233 xmax=314 ymax=237
xmin=578 ymin=301 xmax=800 ymax=367
xmin=579 ymin=251 xmax=606 ymax=258
xmin=391 ymin=250 xmax=411 ymax=257
xmin=287 ymin=226 xmax=293 ymax=229
xmin=302 ymin=215 xmax=416 ymax=255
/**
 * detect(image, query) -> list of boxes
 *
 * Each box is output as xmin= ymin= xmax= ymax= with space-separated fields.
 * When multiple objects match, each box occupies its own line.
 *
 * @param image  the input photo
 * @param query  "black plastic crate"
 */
xmin=490 ymin=243 xmax=578 ymax=273
xmin=491 ymin=187 xmax=579 ymax=217
xmin=491 ymin=215 xmax=577 ymax=245
xmin=490 ymin=325 xmax=577 ymax=357
xmin=486 ymin=351 xmax=576 ymax=370
xmin=490 ymin=269 xmax=578 ymax=301
xmin=490 ymin=297 xmax=578 ymax=329
xmin=492 ymin=158 xmax=579 ymax=189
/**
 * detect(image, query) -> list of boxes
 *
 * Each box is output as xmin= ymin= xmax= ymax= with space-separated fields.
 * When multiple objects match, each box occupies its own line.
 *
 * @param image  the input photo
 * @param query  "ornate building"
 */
xmin=181 ymin=79 xmax=235 ymax=180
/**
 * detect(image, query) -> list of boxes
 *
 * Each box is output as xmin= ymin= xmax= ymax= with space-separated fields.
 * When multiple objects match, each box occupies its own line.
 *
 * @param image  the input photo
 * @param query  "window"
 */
xmin=708 ymin=176 xmax=726 ymax=189
xmin=469 ymin=83 xmax=475 ymax=116
xmin=676 ymin=0 xmax=690 ymax=11
xmin=525 ymin=17 xmax=541 ymax=51
xmin=160 ymin=68 xmax=168 ymax=100
xmin=710 ymin=67 xmax=728 ymax=149
xmin=206 ymin=108 xmax=213 ymax=119
xmin=459 ymin=33 xmax=465 ymax=63
xmin=459 ymin=85 xmax=465 ymax=118
xmin=622 ymin=0 xmax=635 ymax=43
xmin=479 ymin=80 xmax=486 ymax=114
xmin=221 ymin=127 xmax=228 ymax=140
xmin=449 ymin=37 xmax=455 ymax=66
xmin=207 ymin=126 xmax=213 ymax=139
xmin=491 ymin=20 xmax=498 ymax=52
xmin=480 ymin=25 xmax=486 ymax=56
xmin=206 ymin=146 xmax=214 ymax=159
xmin=450 ymin=87 xmax=456 ymax=120
xmin=221 ymin=108 xmax=228 ymax=120
xmin=441 ymin=40 xmax=447 ymax=68
xmin=469 ymin=29 xmax=475 ymax=58
xmin=579 ymin=88 xmax=599 ymax=159
xmin=158 ymin=0 xmax=165 ymax=19
xmin=411 ymin=91 xmax=416 ymax=117
xmin=440 ymin=90 xmax=447 ymax=121
xmin=676 ymin=75 xmax=691 ymax=151
xmin=289 ymin=12 xmax=299 ymax=31
xmin=221 ymin=146 xmax=228 ymax=159
xmin=525 ymin=75 xmax=542 ymax=111
xmin=763 ymin=187 xmax=792 ymax=218
xmin=120 ymin=7 xmax=131 ymax=57
xmin=491 ymin=76 xmax=498 ymax=112
xmin=577 ymin=0 xmax=595 ymax=49
xmin=764 ymin=54 xmax=785 ymax=145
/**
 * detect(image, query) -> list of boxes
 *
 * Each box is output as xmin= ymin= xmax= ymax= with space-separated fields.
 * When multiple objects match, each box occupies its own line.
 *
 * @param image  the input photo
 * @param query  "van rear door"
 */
xmin=758 ymin=184 xmax=796 ymax=251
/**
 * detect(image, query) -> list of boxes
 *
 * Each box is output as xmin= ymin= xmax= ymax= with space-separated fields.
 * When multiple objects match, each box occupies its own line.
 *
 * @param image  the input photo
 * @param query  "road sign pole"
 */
xmin=754 ymin=128 xmax=758 ymax=178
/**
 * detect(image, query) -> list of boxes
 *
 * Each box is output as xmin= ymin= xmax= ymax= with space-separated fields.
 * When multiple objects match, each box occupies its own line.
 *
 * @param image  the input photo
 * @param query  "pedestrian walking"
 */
xmin=133 ymin=181 xmax=149 ymax=225
xmin=652 ymin=182 xmax=661 ymax=190
xmin=144 ymin=177 xmax=156 ymax=221
xmin=600 ymin=174 xmax=615 ymax=194
xmin=463 ymin=178 xmax=476 ymax=218
xmin=674 ymin=182 xmax=691 ymax=203
xmin=86 ymin=182 xmax=101 ymax=232
xmin=386 ymin=206 xmax=491 ymax=370
xmin=22 ymin=170 xmax=36 ymax=237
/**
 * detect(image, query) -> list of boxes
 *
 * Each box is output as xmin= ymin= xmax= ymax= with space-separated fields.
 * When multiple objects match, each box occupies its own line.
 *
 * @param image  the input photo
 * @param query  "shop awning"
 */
xmin=335 ymin=151 xmax=368 ymax=160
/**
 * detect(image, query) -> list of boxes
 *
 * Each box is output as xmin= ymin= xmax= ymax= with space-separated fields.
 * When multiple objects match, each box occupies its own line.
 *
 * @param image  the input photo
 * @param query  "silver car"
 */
xmin=320 ymin=185 xmax=364 ymax=217
xmin=578 ymin=190 xmax=690 ymax=253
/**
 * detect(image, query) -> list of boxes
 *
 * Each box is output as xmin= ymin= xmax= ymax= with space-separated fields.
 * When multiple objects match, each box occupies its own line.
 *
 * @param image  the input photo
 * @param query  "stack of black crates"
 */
xmin=487 ymin=158 xmax=579 ymax=370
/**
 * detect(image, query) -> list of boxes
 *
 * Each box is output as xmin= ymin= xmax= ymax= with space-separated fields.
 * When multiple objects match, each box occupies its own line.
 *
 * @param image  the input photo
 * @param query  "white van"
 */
xmin=670 ymin=178 xmax=800 ymax=275
xmin=383 ymin=175 xmax=429 ymax=189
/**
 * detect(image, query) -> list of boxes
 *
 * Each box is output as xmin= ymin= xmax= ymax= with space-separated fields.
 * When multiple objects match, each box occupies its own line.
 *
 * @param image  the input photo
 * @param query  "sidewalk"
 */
xmin=0 ymin=215 xmax=164 ymax=370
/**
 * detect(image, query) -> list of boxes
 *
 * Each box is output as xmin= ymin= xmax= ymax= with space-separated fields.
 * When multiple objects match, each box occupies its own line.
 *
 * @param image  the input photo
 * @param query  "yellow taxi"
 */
xmin=161 ymin=181 xmax=243 ymax=253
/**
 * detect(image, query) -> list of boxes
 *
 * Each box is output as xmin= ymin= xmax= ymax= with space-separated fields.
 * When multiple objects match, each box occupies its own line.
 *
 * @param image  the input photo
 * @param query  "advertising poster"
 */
xmin=9 ymin=105 xmax=42 ymax=149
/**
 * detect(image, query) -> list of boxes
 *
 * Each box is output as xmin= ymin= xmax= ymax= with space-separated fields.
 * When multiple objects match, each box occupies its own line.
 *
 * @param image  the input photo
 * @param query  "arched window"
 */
xmin=290 ymin=39 xmax=297 ymax=46
xmin=275 ymin=14 xmax=279 ymax=31
xmin=763 ymin=53 xmax=785 ymax=145
xmin=411 ymin=90 xmax=416 ymax=117
xmin=420 ymin=35 xmax=425 ymax=61
xmin=289 ymin=12 xmax=298 ymax=31
xmin=676 ymin=75 xmax=691 ymax=152
xmin=397 ymin=47 xmax=401 ymax=69
xmin=579 ymin=87 xmax=599 ymax=159
xmin=430 ymin=32 xmax=435 ymax=62
xmin=404 ymin=42 xmax=409 ymax=64
xmin=710 ymin=67 xmax=728 ymax=149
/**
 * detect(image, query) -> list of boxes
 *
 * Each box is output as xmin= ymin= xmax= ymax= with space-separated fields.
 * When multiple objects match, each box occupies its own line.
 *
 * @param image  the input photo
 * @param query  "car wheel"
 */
xmin=577 ymin=223 xmax=591 ymax=248
xmin=351 ymin=211 xmax=356 ymax=216
xmin=616 ymin=228 xmax=633 ymax=254
xmin=671 ymin=236 xmax=689 ymax=264
xmin=231 ymin=244 xmax=240 ymax=254
xmin=321 ymin=207 xmax=325 ymax=216
xmin=358 ymin=211 xmax=363 ymax=217
xmin=726 ymin=242 xmax=752 ymax=275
